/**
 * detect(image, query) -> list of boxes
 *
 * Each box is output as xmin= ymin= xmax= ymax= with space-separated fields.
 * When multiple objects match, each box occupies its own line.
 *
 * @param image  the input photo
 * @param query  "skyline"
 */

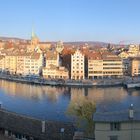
xmin=0 ymin=0 xmax=140 ymax=43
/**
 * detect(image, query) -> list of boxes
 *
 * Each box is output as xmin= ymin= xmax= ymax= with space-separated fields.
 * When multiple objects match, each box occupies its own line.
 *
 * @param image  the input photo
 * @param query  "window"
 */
xmin=110 ymin=122 xmax=120 ymax=131
xmin=110 ymin=136 xmax=118 ymax=140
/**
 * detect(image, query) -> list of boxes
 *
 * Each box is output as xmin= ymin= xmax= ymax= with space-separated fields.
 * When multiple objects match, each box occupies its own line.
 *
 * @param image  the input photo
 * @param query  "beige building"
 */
xmin=94 ymin=105 xmax=140 ymax=140
xmin=0 ymin=52 xmax=44 ymax=76
xmin=45 ymin=51 xmax=60 ymax=67
xmin=88 ymin=52 xmax=103 ymax=79
xmin=88 ymin=52 xmax=123 ymax=79
xmin=128 ymin=44 xmax=140 ymax=54
xmin=3 ymin=54 xmax=17 ymax=74
xmin=118 ymin=44 xmax=140 ymax=60
xmin=118 ymin=51 xmax=129 ymax=59
xmin=71 ymin=49 xmax=85 ymax=80
xmin=129 ymin=57 xmax=140 ymax=76
xmin=42 ymin=65 xmax=69 ymax=79
xmin=0 ymin=41 xmax=5 ymax=48
xmin=0 ymin=56 xmax=5 ymax=72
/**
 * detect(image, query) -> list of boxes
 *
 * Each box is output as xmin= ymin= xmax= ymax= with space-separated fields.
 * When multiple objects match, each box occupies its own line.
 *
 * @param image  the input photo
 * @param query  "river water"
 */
xmin=0 ymin=80 xmax=140 ymax=122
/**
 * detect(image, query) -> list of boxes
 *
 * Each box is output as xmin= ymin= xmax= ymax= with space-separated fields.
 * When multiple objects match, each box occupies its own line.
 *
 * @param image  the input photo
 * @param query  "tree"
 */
xmin=66 ymin=98 xmax=96 ymax=137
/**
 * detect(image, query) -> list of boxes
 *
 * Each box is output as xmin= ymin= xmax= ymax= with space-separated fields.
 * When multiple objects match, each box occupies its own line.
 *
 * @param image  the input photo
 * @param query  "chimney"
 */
xmin=129 ymin=104 xmax=134 ymax=119
xmin=41 ymin=121 xmax=45 ymax=133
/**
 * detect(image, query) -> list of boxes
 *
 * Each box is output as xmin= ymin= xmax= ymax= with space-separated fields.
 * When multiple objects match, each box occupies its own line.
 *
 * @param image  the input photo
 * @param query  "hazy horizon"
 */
xmin=0 ymin=0 xmax=140 ymax=44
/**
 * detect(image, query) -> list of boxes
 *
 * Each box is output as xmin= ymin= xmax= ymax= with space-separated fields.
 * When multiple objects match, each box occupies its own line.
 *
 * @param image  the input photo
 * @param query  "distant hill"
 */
xmin=64 ymin=41 xmax=109 ymax=47
xmin=0 ymin=36 xmax=110 ymax=47
xmin=0 ymin=37 xmax=27 ymax=42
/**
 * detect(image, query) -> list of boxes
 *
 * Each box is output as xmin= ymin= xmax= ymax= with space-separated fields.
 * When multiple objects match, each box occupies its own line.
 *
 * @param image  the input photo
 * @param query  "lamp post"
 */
xmin=129 ymin=104 xmax=134 ymax=140
xmin=60 ymin=128 xmax=64 ymax=140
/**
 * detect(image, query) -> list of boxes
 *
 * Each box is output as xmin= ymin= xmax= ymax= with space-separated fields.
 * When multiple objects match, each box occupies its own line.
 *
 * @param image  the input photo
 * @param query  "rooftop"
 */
xmin=93 ymin=109 xmax=140 ymax=123
xmin=0 ymin=108 xmax=75 ymax=140
xmin=46 ymin=51 xmax=58 ymax=60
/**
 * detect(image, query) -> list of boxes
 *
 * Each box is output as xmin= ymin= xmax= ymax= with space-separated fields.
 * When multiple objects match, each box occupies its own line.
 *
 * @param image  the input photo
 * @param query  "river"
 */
xmin=0 ymin=80 xmax=139 ymax=122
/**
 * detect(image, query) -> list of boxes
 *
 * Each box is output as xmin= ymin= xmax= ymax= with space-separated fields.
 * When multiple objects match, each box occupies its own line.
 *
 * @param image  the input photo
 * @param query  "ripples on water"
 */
xmin=0 ymin=80 xmax=140 ymax=122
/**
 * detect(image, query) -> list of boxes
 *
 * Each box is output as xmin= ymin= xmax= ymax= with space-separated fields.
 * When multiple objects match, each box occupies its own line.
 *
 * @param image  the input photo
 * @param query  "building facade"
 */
xmin=22 ymin=53 xmax=44 ymax=76
xmin=94 ymin=105 xmax=140 ymax=140
xmin=129 ymin=57 xmax=140 ymax=76
xmin=42 ymin=65 xmax=69 ymax=79
xmin=0 ymin=56 xmax=5 ymax=72
xmin=45 ymin=51 xmax=60 ymax=67
xmin=4 ymin=54 xmax=17 ymax=74
xmin=71 ymin=50 xmax=85 ymax=80
xmin=0 ymin=52 xmax=44 ymax=76
xmin=88 ymin=52 xmax=123 ymax=79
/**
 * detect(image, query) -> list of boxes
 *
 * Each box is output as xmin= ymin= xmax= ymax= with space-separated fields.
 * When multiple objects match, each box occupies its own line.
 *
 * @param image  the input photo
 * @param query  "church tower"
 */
xmin=31 ymin=28 xmax=39 ymax=46
xmin=56 ymin=41 xmax=64 ymax=54
xmin=30 ymin=28 xmax=40 ymax=51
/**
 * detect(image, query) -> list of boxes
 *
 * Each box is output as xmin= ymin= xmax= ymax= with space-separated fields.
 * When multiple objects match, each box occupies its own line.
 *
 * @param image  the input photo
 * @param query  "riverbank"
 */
xmin=1 ymin=73 xmax=140 ymax=88
xmin=0 ymin=73 xmax=125 ymax=87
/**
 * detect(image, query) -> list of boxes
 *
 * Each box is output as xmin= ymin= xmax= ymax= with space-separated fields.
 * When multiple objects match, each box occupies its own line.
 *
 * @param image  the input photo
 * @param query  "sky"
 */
xmin=0 ymin=0 xmax=140 ymax=43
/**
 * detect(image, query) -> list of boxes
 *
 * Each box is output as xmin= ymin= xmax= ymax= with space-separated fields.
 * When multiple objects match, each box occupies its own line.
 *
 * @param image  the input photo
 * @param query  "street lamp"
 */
xmin=60 ymin=128 xmax=65 ymax=140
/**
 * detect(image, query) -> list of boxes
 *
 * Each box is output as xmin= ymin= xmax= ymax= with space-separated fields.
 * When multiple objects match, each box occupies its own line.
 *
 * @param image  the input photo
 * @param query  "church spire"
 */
xmin=31 ymin=26 xmax=36 ymax=39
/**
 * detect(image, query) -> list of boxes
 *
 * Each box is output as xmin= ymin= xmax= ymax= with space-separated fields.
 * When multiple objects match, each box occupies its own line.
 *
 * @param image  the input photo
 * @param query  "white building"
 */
xmin=71 ymin=49 xmax=85 ymax=80
xmin=22 ymin=53 xmax=44 ymax=76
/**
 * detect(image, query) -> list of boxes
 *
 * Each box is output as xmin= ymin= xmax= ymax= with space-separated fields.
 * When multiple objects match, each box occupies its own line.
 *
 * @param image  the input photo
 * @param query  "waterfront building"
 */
xmin=0 ymin=55 xmax=5 ymax=72
xmin=93 ymin=105 xmax=140 ymax=140
xmin=4 ymin=54 xmax=17 ymax=74
xmin=129 ymin=57 xmax=140 ymax=76
xmin=88 ymin=52 xmax=103 ymax=79
xmin=19 ymin=52 xmax=44 ymax=76
xmin=102 ymin=53 xmax=123 ymax=78
xmin=71 ymin=49 xmax=85 ymax=80
xmin=88 ymin=52 xmax=123 ymax=79
xmin=45 ymin=51 xmax=60 ymax=67
xmin=0 ymin=52 xmax=44 ymax=76
xmin=42 ymin=64 xmax=69 ymax=79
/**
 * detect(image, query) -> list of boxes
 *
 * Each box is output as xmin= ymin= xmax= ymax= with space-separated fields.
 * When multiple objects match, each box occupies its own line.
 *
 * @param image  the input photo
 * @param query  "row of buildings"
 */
xmin=0 ymin=45 xmax=140 ymax=80
xmin=0 ymin=32 xmax=140 ymax=80
xmin=0 ymin=48 xmax=124 ymax=80
xmin=71 ymin=50 xmax=123 ymax=80
xmin=0 ymin=50 xmax=69 ymax=79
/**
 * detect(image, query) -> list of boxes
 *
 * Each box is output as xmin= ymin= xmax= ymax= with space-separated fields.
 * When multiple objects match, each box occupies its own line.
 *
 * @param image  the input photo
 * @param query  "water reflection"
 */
xmin=0 ymin=80 xmax=68 ymax=102
xmin=0 ymin=80 xmax=140 ymax=122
